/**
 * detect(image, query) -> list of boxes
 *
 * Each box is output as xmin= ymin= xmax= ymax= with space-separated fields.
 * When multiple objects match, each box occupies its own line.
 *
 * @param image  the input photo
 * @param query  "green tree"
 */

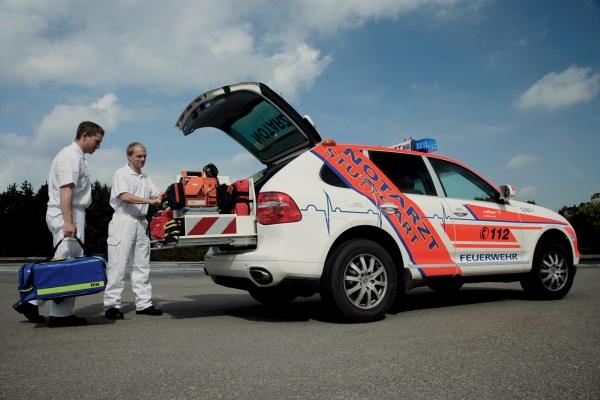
xmin=0 ymin=181 xmax=51 ymax=256
xmin=85 ymin=181 xmax=112 ymax=256
xmin=0 ymin=181 xmax=114 ymax=257
xmin=32 ymin=183 xmax=52 ymax=256
xmin=560 ymin=201 xmax=600 ymax=253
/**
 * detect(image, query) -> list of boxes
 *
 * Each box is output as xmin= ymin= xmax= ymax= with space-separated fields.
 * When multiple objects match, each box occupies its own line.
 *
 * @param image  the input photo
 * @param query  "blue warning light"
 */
xmin=412 ymin=138 xmax=438 ymax=153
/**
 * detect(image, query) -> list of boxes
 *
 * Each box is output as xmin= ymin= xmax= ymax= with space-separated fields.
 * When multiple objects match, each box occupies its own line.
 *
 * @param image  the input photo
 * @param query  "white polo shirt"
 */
xmin=47 ymin=142 xmax=91 ymax=217
xmin=110 ymin=164 xmax=159 ymax=218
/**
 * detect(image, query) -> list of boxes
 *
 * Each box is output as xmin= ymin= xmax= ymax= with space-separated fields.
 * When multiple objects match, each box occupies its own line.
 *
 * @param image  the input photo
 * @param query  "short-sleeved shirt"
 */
xmin=110 ymin=165 xmax=159 ymax=217
xmin=47 ymin=142 xmax=91 ymax=217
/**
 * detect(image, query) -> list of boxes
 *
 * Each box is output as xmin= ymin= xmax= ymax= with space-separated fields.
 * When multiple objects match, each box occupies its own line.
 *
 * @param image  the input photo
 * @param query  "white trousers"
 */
xmin=103 ymin=213 xmax=152 ymax=311
xmin=36 ymin=208 xmax=86 ymax=317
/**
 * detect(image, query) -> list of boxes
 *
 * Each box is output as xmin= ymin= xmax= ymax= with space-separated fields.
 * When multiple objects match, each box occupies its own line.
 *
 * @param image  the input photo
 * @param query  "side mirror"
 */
xmin=498 ymin=184 xmax=516 ymax=202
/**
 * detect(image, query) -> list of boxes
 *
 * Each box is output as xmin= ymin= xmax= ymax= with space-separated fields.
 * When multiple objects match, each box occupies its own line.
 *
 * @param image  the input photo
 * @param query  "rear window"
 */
xmin=223 ymin=92 xmax=308 ymax=163
xmin=320 ymin=164 xmax=349 ymax=188
xmin=231 ymin=100 xmax=299 ymax=150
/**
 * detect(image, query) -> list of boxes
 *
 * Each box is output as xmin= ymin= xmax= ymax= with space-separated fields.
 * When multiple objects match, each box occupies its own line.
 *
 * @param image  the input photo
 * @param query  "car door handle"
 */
xmin=453 ymin=208 xmax=469 ymax=217
xmin=380 ymin=203 xmax=399 ymax=214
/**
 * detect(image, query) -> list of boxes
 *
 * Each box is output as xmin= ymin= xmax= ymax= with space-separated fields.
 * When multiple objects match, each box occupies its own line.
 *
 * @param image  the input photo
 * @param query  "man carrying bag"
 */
xmin=13 ymin=121 xmax=105 ymax=327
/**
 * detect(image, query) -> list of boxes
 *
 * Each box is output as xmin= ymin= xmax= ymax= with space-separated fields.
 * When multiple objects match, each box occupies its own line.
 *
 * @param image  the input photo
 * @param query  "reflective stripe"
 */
xmin=37 ymin=281 xmax=105 ymax=295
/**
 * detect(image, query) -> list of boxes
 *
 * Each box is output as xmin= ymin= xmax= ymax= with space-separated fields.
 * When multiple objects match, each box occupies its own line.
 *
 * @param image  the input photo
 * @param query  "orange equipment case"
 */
xmin=180 ymin=171 xmax=218 ymax=208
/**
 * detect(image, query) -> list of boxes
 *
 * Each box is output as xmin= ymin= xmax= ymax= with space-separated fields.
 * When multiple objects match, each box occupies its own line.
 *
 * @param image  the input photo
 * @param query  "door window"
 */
xmin=429 ymin=158 xmax=499 ymax=202
xmin=369 ymin=152 xmax=437 ymax=196
xmin=320 ymin=164 xmax=349 ymax=188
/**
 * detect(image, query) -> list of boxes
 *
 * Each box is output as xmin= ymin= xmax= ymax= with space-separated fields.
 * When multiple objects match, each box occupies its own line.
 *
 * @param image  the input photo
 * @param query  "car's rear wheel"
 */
xmin=428 ymin=279 xmax=463 ymax=294
xmin=322 ymin=239 xmax=397 ymax=322
xmin=520 ymin=241 xmax=575 ymax=300
xmin=248 ymin=286 xmax=297 ymax=307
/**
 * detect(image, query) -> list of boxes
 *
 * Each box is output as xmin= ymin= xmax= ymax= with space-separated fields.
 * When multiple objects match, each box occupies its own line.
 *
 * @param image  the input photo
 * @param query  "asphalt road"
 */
xmin=1 ymin=264 xmax=599 ymax=400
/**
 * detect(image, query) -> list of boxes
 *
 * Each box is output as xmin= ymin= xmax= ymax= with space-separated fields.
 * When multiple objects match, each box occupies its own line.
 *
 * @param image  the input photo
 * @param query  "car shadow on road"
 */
xmin=390 ymin=287 xmax=527 ymax=314
xmin=152 ymin=287 xmax=529 ymax=323
xmin=155 ymin=293 xmax=341 ymax=323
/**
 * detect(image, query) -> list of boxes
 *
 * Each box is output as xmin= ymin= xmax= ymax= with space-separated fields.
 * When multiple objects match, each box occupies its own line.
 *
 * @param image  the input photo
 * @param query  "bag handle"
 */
xmin=48 ymin=236 xmax=88 ymax=260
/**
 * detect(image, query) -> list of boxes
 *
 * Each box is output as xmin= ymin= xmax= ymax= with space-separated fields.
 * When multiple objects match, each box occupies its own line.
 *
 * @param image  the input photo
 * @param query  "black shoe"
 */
xmin=47 ymin=315 xmax=87 ymax=327
xmin=105 ymin=307 xmax=124 ymax=320
xmin=13 ymin=301 xmax=45 ymax=323
xmin=136 ymin=306 xmax=163 ymax=316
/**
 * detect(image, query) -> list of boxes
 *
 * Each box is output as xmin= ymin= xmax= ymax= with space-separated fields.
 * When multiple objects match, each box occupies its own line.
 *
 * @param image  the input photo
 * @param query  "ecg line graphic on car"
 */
xmin=301 ymin=191 xmax=382 ymax=235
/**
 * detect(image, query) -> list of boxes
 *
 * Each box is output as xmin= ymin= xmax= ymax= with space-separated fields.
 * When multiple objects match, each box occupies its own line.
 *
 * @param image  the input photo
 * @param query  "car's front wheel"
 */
xmin=322 ymin=239 xmax=397 ymax=322
xmin=520 ymin=241 xmax=575 ymax=300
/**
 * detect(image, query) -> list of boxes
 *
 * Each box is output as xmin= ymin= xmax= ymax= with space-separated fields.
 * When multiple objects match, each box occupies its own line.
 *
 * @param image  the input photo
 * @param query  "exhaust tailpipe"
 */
xmin=249 ymin=267 xmax=273 ymax=284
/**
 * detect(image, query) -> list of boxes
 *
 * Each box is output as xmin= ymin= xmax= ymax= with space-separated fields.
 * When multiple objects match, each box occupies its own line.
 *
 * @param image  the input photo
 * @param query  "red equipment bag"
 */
xmin=229 ymin=179 xmax=251 ymax=216
xmin=150 ymin=210 xmax=174 ymax=240
xmin=180 ymin=171 xmax=218 ymax=208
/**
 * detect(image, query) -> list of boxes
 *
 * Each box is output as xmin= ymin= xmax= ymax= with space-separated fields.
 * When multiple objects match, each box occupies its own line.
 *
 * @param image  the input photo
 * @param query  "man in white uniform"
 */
xmin=104 ymin=142 xmax=163 ymax=319
xmin=13 ymin=121 xmax=104 ymax=327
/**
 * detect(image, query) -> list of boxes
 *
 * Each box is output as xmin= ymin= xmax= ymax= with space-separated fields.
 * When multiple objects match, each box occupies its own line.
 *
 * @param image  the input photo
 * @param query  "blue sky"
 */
xmin=1 ymin=0 xmax=599 ymax=211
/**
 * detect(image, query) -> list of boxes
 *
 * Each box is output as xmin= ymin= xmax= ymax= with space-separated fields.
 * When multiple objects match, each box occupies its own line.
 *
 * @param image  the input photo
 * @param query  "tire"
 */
xmin=428 ymin=279 xmax=464 ymax=294
xmin=248 ymin=287 xmax=297 ymax=307
xmin=520 ymin=241 xmax=575 ymax=300
xmin=322 ymin=239 xmax=397 ymax=322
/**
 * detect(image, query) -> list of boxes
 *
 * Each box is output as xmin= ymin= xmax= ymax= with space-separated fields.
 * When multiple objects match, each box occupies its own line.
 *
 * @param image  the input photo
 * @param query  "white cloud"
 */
xmin=0 ymin=0 xmax=472 ymax=98
xmin=488 ymin=50 xmax=508 ymax=69
xmin=517 ymin=65 xmax=600 ymax=110
xmin=277 ymin=0 xmax=471 ymax=36
xmin=270 ymin=44 xmax=332 ymax=100
xmin=410 ymin=81 xmax=440 ymax=93
xmin=33 ymin=93 xmax=122 ymax=155
xmin=0 ymin=93 xmax=126 ymax=189
xmin=86 ymin=147 xmax=126 ymax=186
xmin=0 ymin=131 xmax=27 ymax=149
xmin=515 ymin=185 xmax=536 ymax=201
xmin=506 ymin=154 xmax=539 ymax=170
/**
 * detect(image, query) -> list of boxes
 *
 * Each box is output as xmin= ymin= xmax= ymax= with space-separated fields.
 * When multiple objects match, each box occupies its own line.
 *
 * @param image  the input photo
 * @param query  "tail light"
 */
xmin=257 ymin=192 xmax=302 ymax=225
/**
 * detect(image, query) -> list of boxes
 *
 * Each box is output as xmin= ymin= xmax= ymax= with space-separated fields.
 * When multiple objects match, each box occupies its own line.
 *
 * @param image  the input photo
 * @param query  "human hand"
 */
xmin=150 ymin=197 xmax=162 ymax=206
xmin=63 ymin=222 xmax=77 ymax=237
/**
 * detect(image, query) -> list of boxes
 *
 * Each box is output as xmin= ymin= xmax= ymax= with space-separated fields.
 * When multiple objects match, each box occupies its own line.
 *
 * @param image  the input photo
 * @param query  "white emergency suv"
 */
xmin=166 ymin=82 xmax=579 ymax=322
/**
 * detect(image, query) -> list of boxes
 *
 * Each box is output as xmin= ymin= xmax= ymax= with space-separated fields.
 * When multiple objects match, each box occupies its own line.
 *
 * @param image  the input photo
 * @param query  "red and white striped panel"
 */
xmin=186 ymin=216 xmax=237 ymax=236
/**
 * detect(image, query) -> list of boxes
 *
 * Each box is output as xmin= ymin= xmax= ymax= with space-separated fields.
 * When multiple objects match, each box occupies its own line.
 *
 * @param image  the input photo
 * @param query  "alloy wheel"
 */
xmin=343 ymin=253 xmax=388 ymax=309
xmin=540 ymin=251 xmax=568 ymax=291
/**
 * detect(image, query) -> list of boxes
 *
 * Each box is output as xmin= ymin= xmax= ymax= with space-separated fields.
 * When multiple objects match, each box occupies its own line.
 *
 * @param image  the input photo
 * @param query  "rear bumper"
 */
xmin=205 ymin=251 xmax=323 ymax=290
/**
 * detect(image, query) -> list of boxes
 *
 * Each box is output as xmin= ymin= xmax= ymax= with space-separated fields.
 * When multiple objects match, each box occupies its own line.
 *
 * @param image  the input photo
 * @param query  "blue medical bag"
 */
xmin=18 ymin=238 xmax=107 ymax=302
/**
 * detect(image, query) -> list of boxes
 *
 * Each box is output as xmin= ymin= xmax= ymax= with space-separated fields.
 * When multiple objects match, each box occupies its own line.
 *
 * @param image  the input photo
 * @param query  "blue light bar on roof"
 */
xmin=412 ymin=138 xmax=438 ymax=153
